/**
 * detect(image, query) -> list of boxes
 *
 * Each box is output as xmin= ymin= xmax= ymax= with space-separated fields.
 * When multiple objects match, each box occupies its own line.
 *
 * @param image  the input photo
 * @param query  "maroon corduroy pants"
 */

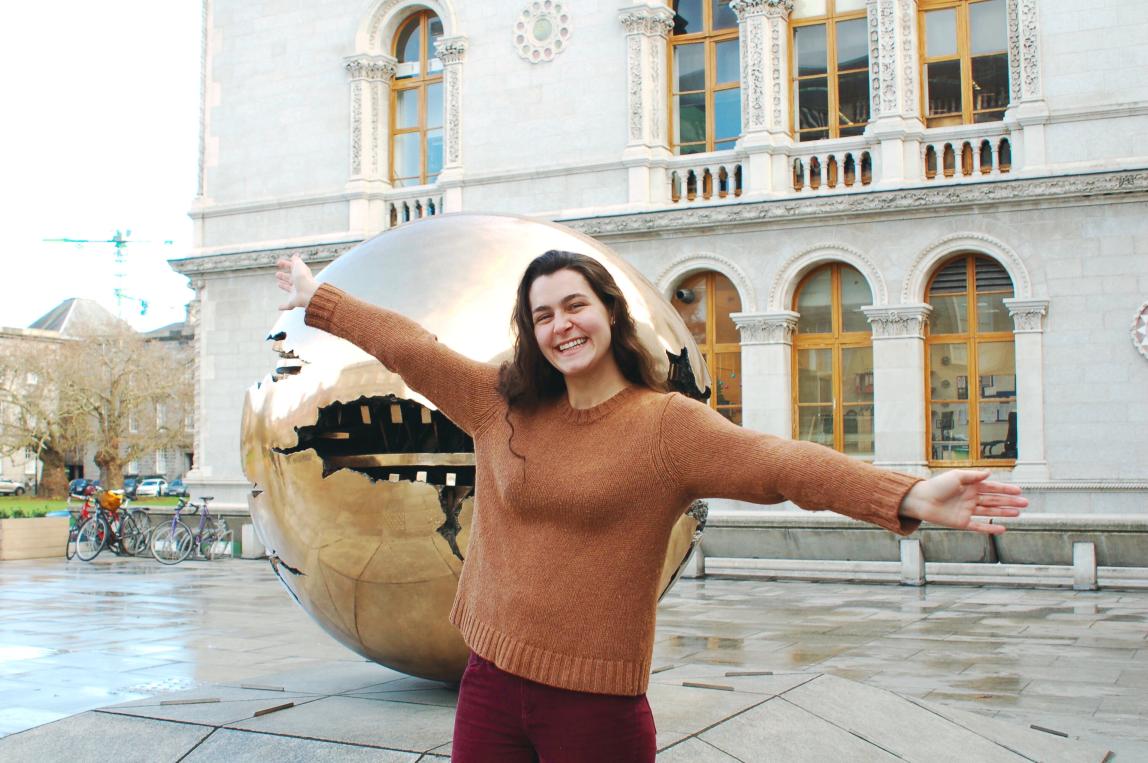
xmin=451 ymin=652 xmax=656 ymax=762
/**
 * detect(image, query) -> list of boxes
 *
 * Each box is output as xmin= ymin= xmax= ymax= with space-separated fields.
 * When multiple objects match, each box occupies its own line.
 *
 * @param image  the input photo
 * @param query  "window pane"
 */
xmin=925 ymin=8 xmax=957 ymax=58
xmin=971 ymin=0 xmax=1007 ymax=54
xmin=843 ymin=346 xmax=873 ymax=403
xmin=835 ymin=0 xmax=867 ymax=12
xmin=979 ymin=401 xmax=1016 ymax=459
xmin=930 ymin=343 xmax=969 ymax=401
xmin=674 ymin=92 xmax=707 ymax=145
xmin=672 ymin=273 xmax=708 ymax=345
xmin=930 ymin=294 xmax=968 ymax=334
xmin=426 ymin=129 xmax=443 ymax=179
xmin=792 ymin=0 xmax=827 ymax=19
xmin=395 ymin=89 xmax=419 ymax=129
xmin=429 ymin=15 xmax=443 ymax=41
xmin=797 ymin=348 xmax=833 ymax=404
xmin=675 ymin=43 xmax=705 ymax=92
xmin=796 ymin=78 xmax=829 ymax=130
xmin=977 ymin=293 xmax=1012 ymax=332
xmin=426 ymin=82 xmax=443 ymax=128
xmin=837 ymin=70 xmax=870 ymax=126
xmin=714 ymin=88 xmax=742 ymax=140
xmin=396 ymin=18 xmax=420 ymax=62
xmin=931 ymin=403 xmax=970 ymax=461
xmin=796 ymin=268 xmax=832 ymax=333
xmin=843 ymin=404 xmax=874 ymax=458
xmin=673 ymin=0 xmax=703 ymax=35
xmin=798 ymin=405 xmax=834 ymax=446
xmin=716 ymin=39 xmax=740 ymax=84
xmin=926 ymin=60 xmax=962 ymax=117
xmin=715 ymin=352 xmax=741 ymax=409
xmin=680 ymin=142 xmax=707 ymax=155
xmin=840 ymin=267 xmax=873 ymax=332
xmin=836 ymin=18 xmax=868 ymax=71
xmin=393 ymin=132 xmax=420 ymax=180
xmin=972 ymin=54 xmax=1009 ymax=113
xmin=977 ymin=341 xmax=1015 ymax=383
xmin=714 ymin=139 xmax=737 ymax=151
xmin=714 ymin=273 xmax=742 ymax=344
xmin=794 ymin=25 xmax=827 ymax=78
xmin=798 ymin=128 xmax=830 ymax=142
xmin=712 ymin=0 xmax=738 ymax=30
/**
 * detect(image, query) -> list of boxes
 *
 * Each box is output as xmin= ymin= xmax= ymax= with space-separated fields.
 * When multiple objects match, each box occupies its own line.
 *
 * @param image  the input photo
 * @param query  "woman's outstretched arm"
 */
xmin=276 ymin=255 xmax=501 ymax=435
xmin=657 ymin=393 xmax=1025 ymax=535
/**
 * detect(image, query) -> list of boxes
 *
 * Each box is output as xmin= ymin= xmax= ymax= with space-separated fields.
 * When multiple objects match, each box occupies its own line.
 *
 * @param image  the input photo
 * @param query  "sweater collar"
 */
xmin=558 ymin=385 xmax=639 ymax=424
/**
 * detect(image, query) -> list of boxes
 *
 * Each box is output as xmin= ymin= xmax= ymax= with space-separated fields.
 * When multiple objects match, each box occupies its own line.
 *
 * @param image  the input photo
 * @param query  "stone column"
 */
xmin=1004 ymin=298 xmax=1049 ymax=480
xmin=732 ymin=311 xmax=799 ymax=436
xmin=435 ymin=36 xmax=467 ymax=212
xmin=731 ymin=0 xmax=794 ymax=195
xmin=1004 ymin=0 xmax=1048 ymax=171
xmin=867 ymin=0 xmax=925 ymax=185
xmin=344 ymin=54 xmax=396 ymax=233
xmin=618 ymin=3 xmax=674 ymax=204
xmin=864 ymin=305 xmax=931 ymax=476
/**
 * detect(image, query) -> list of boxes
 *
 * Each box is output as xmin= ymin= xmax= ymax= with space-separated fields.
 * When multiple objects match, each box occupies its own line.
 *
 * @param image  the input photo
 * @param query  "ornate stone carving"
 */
xmin=769 ymin=243 xmax=887 ymax=309
xmin=863 ymin=305 xmax=931 ymax=339
xmin=650 ymin=36 xmax=663 ymax=141
xmin=446 ymin=68 xmax=461 ymax=165
xmin=731 ymin=0 xmax=793 ymax=20
xmin=769 ymin=16 xmax=782 ymax=126
xmin=170 ymin=243 xmax=354 ymax=277
xmin=628 ymin=35 xmax=643 ymax=141
xmin=1133 ymin=302 xmax=1148 ymax=361
xmin=899 ymin=0 xmax=915 ymax=115
xmin=619 ymin=7 xmax=673 ymax=37
xmin=350 ymin=80 xmax=363 ymax=176
xmin=515 ymin=1 xmax=571 ymax=63
xmin=877 ymin=0 xmax=897 ymax=115
xmin=345 ymin=56 xmax=397 ymax=82
xmin=1004 ymin=298 xmax=1048 ymax=333
xmin=436 ymin=37 xmax=467 ymax=65
xmin=732 ymin=312 xmax=799 ymax=345
xmin=868 ymin=1 xmax=881 ymax=118
xmin=1019 ymin=0 xmax=1041 ymax=98
xmin=196 ymin=0 xmax=209 ymax=198
xmin=656 ymin=253 xmax=758 ymax=312
xmin=1007 ymin=0 xmax=1022 ymax=102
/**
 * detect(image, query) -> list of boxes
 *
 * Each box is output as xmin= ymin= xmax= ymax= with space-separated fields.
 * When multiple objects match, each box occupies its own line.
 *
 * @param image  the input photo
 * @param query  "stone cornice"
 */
xmin=618 ymin=4 xmax=674 ymax=36
xmin=562 ymin=169 xmax=1148 ymax=237
xmin=169 ymin=241 xmax=358 ymax=277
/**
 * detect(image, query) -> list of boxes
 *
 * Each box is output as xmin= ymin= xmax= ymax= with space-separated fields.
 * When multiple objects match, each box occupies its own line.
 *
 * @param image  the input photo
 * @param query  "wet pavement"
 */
xmin=0 ymin=557 xmax=1145 ymax=758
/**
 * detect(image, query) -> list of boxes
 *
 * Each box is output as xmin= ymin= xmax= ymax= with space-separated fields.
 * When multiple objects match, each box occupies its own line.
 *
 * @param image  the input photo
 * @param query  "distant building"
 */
xmin=173 ymin=0 xmax=1147 ymax=519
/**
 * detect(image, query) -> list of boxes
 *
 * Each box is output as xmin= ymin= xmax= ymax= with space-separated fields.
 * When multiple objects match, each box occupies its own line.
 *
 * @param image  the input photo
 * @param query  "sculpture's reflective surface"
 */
xmin=242 ymin=214 xmax=710 ymax=682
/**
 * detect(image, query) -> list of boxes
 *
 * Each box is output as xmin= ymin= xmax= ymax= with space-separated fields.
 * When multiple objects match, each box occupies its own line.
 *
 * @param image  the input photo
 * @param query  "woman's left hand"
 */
xmin=898 ymin=470 xmax=1026 ymax=535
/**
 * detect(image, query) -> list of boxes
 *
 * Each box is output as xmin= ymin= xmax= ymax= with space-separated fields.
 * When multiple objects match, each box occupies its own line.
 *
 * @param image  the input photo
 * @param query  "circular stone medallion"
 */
xmin=514 ymin=1 xmax=571 ymax=63
xmin=1133 ymin=302 xmax=1148 ymax=360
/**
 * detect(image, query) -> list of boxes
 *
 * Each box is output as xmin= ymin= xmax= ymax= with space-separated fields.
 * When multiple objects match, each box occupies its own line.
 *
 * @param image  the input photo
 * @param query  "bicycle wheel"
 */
xmin=64 ymin=522 xmax=79 ymax=560
xmin=75 ymin=516 xmax=109 ymax=562
xmin=203 ymin=529 xmax=234 ymax=560
xmin=151 ymin=521 xmax=194 ymax=564
xmin=118 ymin=513 xmax=149 ymax=557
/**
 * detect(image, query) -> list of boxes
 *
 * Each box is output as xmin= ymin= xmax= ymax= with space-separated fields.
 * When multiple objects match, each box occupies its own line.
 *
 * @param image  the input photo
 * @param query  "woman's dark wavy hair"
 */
xmin=497 ymin=250 xmax=666 ymax=409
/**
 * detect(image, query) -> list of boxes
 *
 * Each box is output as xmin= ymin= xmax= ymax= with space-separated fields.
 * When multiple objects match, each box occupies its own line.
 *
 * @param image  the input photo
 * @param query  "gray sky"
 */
xmin=3 ymin=0 xmax=202 ymax=332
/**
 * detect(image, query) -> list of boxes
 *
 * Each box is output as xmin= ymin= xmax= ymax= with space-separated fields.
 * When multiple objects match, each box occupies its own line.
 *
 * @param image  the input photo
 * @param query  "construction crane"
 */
xmin=43 ymin=229 xmax=174 ymax=318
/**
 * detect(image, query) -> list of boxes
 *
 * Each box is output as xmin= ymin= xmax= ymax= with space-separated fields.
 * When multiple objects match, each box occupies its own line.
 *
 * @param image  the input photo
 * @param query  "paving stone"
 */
xmin=101 ymin=686 xmax=324 ymax=725
xmin=657 ymin=736 xmax=743 ymax=761
xmin=0 ymin=711 xmax=210 ymax=763
xmin=181 ymin=728 xmax=420 ymax=761
xmin=646 ymin=682 xmax=767 ymax=735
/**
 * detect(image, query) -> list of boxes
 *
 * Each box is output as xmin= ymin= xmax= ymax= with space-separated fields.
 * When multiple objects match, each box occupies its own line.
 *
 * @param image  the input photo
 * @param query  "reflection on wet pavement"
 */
xmin=1 ymin=557 xmax=1146 ymax=757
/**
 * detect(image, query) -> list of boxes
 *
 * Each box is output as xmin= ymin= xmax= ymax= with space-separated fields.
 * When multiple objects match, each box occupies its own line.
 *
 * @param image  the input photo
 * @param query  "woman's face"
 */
xmin=528 ymin=268 xmax=615 ymax=381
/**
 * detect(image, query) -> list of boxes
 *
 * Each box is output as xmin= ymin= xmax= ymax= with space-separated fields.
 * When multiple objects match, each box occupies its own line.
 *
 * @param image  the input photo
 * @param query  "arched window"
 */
xmin=392 ymin=11 xmax=443 ymax=186
xmin=920 ymin=0 xmax=1008 ymax=127
xmin=792 ymin=263 xmax=874 ymax=457
xmin=669 ymin=1 xmax=741 ymax=154
xmin=671 ymin=271 xmax=743 ymax=423
xmin=791 ymin=0 xmax=870 ymax=142
xmin=926 ymin=254 xmax=1015 ymax=464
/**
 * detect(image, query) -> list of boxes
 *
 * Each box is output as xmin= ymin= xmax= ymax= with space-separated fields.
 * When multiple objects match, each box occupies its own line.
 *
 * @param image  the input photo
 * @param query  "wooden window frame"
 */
xmin=924 ymin=253 xmax=1016 ymax=467
xmin=918 ymin=0 xmax=1008 ymax=128
xmin=791 ymin=264 xmax=874 ymax=456
xmin=668 ymin=2 xmax=741 ymax=155
xmin=672 ymin=271 xmax=743 ymax=422
xmin=391 ymin=11 xmax=443 ymax=187
xmin=789 ymin=1 xmax=869 ymax=142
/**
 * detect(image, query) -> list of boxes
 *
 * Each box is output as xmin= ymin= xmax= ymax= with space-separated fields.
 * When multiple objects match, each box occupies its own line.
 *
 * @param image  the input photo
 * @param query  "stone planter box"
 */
xmin=0 ymin=516 xmax=69 ymax=561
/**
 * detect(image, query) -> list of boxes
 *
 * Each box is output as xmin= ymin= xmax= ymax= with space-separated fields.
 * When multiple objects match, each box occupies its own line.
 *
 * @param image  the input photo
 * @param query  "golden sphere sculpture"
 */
xmin=242 ymin=214 xmax=711 ymax=683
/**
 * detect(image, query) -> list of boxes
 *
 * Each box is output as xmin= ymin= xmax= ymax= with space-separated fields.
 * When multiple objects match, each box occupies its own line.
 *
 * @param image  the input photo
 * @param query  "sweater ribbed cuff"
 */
xmin=304 ymin=283 xmax=344 ymax=333
xmin=868 ymin=470 xmax=923 ymax=536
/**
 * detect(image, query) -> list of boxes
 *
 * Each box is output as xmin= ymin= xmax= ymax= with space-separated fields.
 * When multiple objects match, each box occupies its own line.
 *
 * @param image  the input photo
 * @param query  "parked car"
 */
xmin=0 ymin=477 xmax=27 ymax=496
xmin=122 ymin=476 xmax=140 ymax=499
xmin=68 ymin=478 xmax=89 ymax=496
xmin=166 ymin=478 xmax=189 ymax=497
xmin=134 ymin=478 xmax=168 ymax=498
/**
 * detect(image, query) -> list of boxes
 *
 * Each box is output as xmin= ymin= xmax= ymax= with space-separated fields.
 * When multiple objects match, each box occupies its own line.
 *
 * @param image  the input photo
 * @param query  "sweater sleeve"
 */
xmin=304 ymin=283 xmax=501 ymax=435
xmin=657 ymin=393 xmax=921 ymax=536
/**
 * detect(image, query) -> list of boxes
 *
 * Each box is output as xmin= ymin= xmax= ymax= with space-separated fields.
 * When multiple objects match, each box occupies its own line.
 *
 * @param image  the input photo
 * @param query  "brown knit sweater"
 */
xmin=305 ymin=284 xmax=921 ymax=696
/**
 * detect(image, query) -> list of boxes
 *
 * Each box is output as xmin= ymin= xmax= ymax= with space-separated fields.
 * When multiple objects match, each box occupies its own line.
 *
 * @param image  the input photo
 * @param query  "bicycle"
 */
xmin=72 ymin=488 xmax=152 ymax=561
xmin=151 ymin=497 xmax=233 ymax=564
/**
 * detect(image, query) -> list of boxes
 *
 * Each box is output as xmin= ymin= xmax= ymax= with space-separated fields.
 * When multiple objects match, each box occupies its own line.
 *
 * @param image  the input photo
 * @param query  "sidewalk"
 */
xmin=0 ymin=557 xmax=1144 ymax=758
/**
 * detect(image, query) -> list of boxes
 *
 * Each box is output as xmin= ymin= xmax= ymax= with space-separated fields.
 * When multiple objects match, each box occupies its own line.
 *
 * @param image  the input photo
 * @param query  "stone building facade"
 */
xmin=174 ymin=0 xmax=1148 ymax=521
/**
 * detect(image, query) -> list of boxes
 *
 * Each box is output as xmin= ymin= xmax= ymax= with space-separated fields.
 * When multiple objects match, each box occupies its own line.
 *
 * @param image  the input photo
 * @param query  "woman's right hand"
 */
xmin=275 ymin=255 xmax=319 ymax=311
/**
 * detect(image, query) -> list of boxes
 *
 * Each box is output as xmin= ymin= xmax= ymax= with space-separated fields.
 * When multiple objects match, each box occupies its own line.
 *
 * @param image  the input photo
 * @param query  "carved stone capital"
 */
xmin=1004 ymin=298 xmax=1049 ymax=333
xmin=344 ymin=54 xmax=397 ymax=82
xmin=863 ymin=305 xmax=932 ymax=339
xmin=732 ymin=311 xmax=800 ymax=345
xmin=435 ymin=36 xmax=467 ymax=66
xmin=618 ymin=4 xmax=674 ymax=36
xmin=731 ymin=0 xmax=794 ymax=20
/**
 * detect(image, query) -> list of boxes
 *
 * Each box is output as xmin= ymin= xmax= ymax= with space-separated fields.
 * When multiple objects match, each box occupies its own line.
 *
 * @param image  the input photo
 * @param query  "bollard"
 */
xmin=678 ymin=546 xmax=705 ymax=579
xmin=1072 ymin=541 xmax=1098 ymax=591
xmin=900 ymin=538 xmax=925 ymax=586
xmin=241 ymin=523 xmax=269 ymax=560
